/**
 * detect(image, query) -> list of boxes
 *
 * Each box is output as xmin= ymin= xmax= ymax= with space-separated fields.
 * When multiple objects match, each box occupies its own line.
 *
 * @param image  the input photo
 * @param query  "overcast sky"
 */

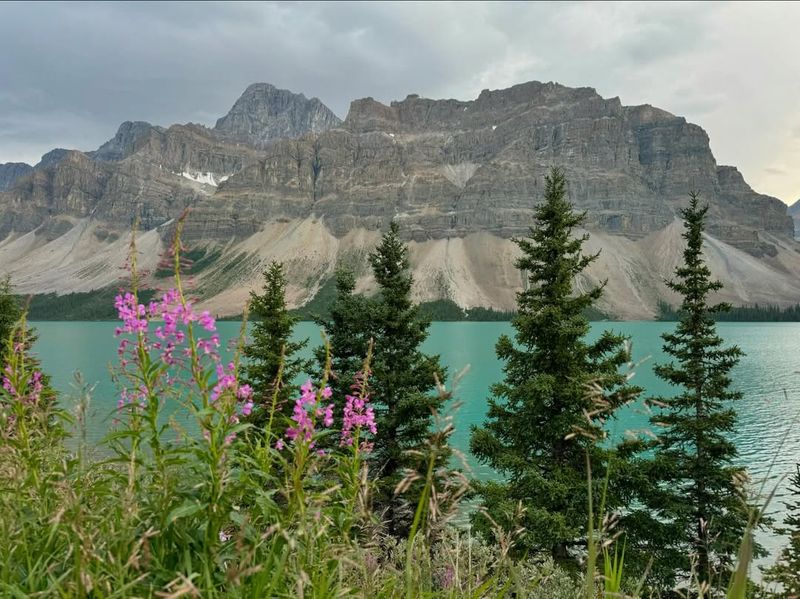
xmin=1 ymin=1 xmax=798 ymax=202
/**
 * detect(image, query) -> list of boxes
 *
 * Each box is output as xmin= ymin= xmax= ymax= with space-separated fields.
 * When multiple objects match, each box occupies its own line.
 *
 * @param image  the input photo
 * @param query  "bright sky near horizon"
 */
xmin=1 ymin=1 xmax=798 ymax=203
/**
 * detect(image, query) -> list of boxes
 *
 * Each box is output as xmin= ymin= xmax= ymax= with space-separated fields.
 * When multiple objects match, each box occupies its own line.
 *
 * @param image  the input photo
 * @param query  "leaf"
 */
xmin=166 ymin=500 xmax=204 ymax=525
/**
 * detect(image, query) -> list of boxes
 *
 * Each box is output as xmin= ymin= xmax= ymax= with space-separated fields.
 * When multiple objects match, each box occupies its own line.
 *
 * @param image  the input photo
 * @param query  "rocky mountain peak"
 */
xmin=0 ymin=162 xmax=33 ymax=191
xmin=35 ymin=148 xmax=72 ymax=170
xmin=90 ymin=120 xmax=159 ymax=162
xmin=213 ymin=82 xmax=342 ymax=146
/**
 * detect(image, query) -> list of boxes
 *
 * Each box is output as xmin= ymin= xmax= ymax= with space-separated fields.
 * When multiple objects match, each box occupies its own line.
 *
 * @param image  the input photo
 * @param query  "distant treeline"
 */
xmin=658 ymin=300 xmax=800 ymax=322
xmin=20 ymin=288 xmax=156 ymax=321
xmin=415 ymin=299 xmax=611 ymax=322
xmin=20 ymin=285 xmax=613 ymax=322
xmin=15 ymin=281 xmax=798 ymax=324
xmin=292 ymin=286 xmax=611 ymax=322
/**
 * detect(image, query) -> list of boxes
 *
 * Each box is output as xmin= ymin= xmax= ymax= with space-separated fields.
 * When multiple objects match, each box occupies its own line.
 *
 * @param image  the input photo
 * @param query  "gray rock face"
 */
xmin=0 ymin=124 xmax=261 ymax=239
xmin=213 ymin=83 xmax=342 ymax=146
xmin=789 ymin=199 xmax=800 ymax=239
xmin=0 ymin=162 xmax=33 ymax=191
xmin=194 ymin=81 xmax=791 ymax=247
xmin=35 ymin=148 xmax=71 ymax=170
xmin=90 ymin=120 xmax=161 ymax=161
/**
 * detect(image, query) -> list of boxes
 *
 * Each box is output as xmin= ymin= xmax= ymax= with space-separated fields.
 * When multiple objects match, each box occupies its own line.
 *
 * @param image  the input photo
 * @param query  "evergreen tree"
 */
xmin=637 ymin=193 xmax=751 ymax=589
xmin=764 ymin=464 xmax=800 ymax=595
xmin=317 ymin=223 xmax=447 ymax=533
xmin=243 ymin=261 xmax=308 ymax=430
xmin=0 ymin=278 xmax=56 ymax=408
xmin=368 ymin=222 xmax=447 ymax=524
xmin=469 ymin=167 xmax=639 ymax=560
xmin=313 ymin=269 xmax=375 ymax=402
xmin=0 ymin=276 xmax=21 ymax=356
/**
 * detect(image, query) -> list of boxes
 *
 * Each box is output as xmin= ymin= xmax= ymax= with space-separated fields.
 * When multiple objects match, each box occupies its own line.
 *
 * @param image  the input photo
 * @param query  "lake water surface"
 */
xmin=30 ymin=320 xmax=800 ymax=565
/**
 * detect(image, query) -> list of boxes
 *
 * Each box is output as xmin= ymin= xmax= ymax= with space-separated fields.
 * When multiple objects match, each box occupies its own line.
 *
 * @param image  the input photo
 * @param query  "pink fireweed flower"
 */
xmin=341 ymin=392 xmax=377 ymax=448
xmin=211 ymin=367 xmax=237 ymax=402
xmin=237 ymin=384 xmax=255 ymax=416
xmin=323 ymin=403 xmax=334 ymax=427
xmin=115 ymin=286 xmax=253 ymax=445
xmin=283 ymin=379 xmax=334 ymax=447
xmin=286 ymin=400 xmax=315 ymax=443
xmin=114 ymin=292 xmax=148 ymax=335
xmin=198 ymin=311 xmax=216 ymax=331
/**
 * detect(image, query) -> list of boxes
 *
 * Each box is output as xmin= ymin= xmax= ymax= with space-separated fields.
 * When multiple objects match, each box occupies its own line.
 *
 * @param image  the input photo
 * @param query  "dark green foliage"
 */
xmin=25 ymin=287 xmax=156 ymax=320
xmin=243 ymin=261 xmax=308 ymax=428
xmin=302 ymin=288 xmax=609 ymax=323
xmin=0 ymin=278 xmax=56 ymax=407
xmin=417 ymin=299 xmax=514 ymax=321
xmin=764 ymin=465 xmax=800 ymax=595
xmin=367 ymin=222 xmax=448 ymax=524
xmin=469 ymin=168 xmax=640 ymax=560
xmin=292 ymin=275 xmax=341 ymax=321
xmin=317 ymin=222 xmax=447 ymax=534
xmin=659 ymin=299 xmax=800 ymax=322
xmin=0 ymin=276 xmax=21 ymax=354
xmin=635 ymin=193 xmax=753 ymax=589
xmin=313 ymin=269 xmax=375 ymax=402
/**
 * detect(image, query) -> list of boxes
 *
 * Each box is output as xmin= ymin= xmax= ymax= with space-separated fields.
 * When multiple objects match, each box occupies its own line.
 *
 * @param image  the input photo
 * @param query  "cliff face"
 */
xmin=0 ymin=124 xmax=261 ymax=239
xmin=789 ymin=199 xmax=800 ymax=239
xmin=0 ymin=80 xmax=795 ymax=318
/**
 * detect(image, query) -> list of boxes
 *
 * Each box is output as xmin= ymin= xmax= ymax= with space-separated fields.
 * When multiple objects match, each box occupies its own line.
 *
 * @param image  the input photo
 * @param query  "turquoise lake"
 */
xmin=29 ymin=320 xmax=800 ymax=564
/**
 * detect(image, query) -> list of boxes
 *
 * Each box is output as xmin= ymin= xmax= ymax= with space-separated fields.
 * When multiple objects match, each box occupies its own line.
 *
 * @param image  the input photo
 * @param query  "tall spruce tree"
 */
xmin=318 ymin=223 xmax=447 ymax=533
xmin=368 ymin=222 xmax=447 ymax=516
xmin=243 ymin=261 xmax=308 ymax=429
xmin=470 ymin=167 xmax=639 ymax=559
xmin=638 ymin=193 xmax=750 ymax=589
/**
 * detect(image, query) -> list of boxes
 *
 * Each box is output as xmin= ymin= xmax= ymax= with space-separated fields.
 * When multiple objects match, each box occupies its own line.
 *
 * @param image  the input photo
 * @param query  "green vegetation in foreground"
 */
xmin=764 ymin=464 xmax=800 ymax=591
xmin=1 ymin=171 xmax=797 ymax=597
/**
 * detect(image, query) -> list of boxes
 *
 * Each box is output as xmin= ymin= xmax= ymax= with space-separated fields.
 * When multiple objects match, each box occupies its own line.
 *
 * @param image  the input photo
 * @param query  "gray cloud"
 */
xmin=0 ymin=1 xmax=798 ymax=201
